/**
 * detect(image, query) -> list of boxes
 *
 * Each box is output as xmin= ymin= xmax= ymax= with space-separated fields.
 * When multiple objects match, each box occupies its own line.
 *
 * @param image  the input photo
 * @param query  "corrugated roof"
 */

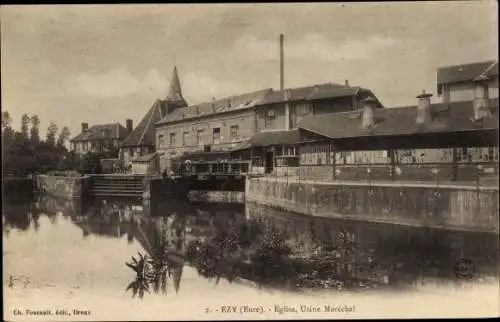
xmin=121 ymin=100 xmax=163 ymax=148
xmin=157 ymin=88 xmax=272 ymax=124
xmin=70 ymin=123 xmax=129 ymax=142
xmin=298 ymin=98 xmax=499 ymax=141
xmin=437 ymin=60 xmax=498 ymax=93
xmin=249 ymin=129 xmax=300 ymax=147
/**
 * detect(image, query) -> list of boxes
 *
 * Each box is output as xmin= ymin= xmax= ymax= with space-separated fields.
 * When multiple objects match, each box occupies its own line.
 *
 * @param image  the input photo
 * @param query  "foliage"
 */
xmin=30 ymin=115 xmax=40 ymax=143
xmin=57 ymin=126 xmax=71 ymax=148
xmin=46 ymin=122 xmax=58 ymax=146
xmin=2 ymin=111 xmax=78 ymax=177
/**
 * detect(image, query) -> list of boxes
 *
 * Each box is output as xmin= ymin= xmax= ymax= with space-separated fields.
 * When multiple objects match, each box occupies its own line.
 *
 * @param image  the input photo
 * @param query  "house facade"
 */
xmin=437 ymin=60 xmax=498 ymax=103
xmin=70 ymin=121 xmax=132 ymax=155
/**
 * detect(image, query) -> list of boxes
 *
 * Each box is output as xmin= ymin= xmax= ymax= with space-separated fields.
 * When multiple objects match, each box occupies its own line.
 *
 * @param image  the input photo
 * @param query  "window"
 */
xmin=196 ymin=130 xmax=204 ymax=146
xmin=213 ymin=127 xmax=221 ymax=143
xmin=230 ymin=125 xmax=239 ymax=140
xmin=158 ymin=135 xmax=164 ymax=148
xmin=182 ymin=132 xmax=189 ymax=146
xmin=169 ymin=133 xmax=176 ymax=146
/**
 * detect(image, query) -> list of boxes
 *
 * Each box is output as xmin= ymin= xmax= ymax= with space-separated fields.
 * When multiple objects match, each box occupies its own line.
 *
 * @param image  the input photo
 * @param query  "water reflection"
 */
xmin=3 ymin=194 xmax=498 ymax=300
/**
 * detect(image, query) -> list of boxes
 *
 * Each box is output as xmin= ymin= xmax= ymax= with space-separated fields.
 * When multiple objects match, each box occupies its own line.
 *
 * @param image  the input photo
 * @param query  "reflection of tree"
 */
xmin=125 ymin=214 xmax=186 ymax=299
xmin=125 ymin=253 xmax=153 ymax=299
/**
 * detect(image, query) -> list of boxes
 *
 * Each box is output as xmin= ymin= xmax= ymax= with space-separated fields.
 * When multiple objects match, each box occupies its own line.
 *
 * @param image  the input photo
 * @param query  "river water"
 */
xmin=3 ymin=194 xmax=499 ymax=320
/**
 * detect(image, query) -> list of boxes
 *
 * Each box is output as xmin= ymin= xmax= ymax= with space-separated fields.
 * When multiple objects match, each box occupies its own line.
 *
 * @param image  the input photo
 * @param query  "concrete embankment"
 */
xmin=246 ymin=177 xmax=499 ymax=233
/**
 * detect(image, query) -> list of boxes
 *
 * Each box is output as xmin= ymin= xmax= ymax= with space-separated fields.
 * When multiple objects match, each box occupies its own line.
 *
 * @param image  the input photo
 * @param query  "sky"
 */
xmin=1 ymin=2 xmax=498 ymax=139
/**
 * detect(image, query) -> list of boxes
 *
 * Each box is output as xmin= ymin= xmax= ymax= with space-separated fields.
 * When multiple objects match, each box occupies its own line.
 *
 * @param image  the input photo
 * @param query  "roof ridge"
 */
xmin=438 ymin=60 xmax=496 ymax=70
xmin=186 ymin=88 xmax=272 ymax=109
xmin=479 ymin=61 xmax=499 ymax=78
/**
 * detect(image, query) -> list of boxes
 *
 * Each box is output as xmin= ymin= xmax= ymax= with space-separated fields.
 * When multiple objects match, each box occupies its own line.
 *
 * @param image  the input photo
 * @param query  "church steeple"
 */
xmin=166 ymin=66 xmax=188 ymax=108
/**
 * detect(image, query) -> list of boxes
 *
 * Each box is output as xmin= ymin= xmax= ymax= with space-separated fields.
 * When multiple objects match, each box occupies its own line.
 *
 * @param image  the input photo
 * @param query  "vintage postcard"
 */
xmin=2 ymin=2 xmax=499 ymax=320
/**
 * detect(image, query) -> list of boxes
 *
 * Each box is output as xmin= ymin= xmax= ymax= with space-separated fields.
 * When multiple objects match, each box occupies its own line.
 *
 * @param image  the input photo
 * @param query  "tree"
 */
xmin=57 ymin=126 xmax=71 ymax=148
xmin=20 ymin=114 xmax=30 ymax=140
xmin=1 ymin=111 xmax=12 ymax=130
xmin=46 ymin=122 xmax=58 ymax=146
xmin=30 ymin=115 xmax=41 ymax=143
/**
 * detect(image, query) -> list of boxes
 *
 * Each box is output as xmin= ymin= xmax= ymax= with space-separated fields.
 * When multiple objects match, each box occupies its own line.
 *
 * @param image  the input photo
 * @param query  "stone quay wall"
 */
xmin=34 ymin=175 xmax=90 ymax=199
xmin=246 ymin=177 xmax=499 ymax=233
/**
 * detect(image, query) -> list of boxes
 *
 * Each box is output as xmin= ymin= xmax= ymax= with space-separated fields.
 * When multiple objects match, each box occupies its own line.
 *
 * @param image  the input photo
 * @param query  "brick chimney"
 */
xmin=472 ymin=75 xmax=492 ymax=120
xmin=345 ymin=79 xmax=350 ymax=87
xmin=126 ymin=119 xmax=133 ymax=133
xmin=361 ymin=96 xmax=377 ymax=129
xmin=416 ymin=90 xmax=433 ymax=125
xmin=81 ymin=122 xmax=89 ymax=133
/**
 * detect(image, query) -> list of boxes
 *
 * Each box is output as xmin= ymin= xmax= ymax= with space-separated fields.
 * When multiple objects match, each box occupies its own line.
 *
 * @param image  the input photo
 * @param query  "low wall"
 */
xmin=143 ymin=176 xmax=190 ymax=201
xmin=187 ymin=190 xmax=245 ymax=203
xmin=299 ymin=163 xmax=499 ymax=183
xmin=246 ymin=177 xmax=499 ymax=233
xmin=34 ymin=175 xmax=90 ymax=199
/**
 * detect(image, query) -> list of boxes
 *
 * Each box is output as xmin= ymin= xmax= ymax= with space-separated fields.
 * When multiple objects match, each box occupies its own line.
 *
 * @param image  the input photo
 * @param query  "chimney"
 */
xmin=416 ymin=90 xmax=433 ymax=125
xmin=212 ymin=97 xmax=216 ymax=112
xmin=126 ymin=119 xmax=133 ymax=133
xmin=345 ymin=80 xmax=350 ymax=87
xmin=227 ymin=99 xmax=232 ymax=108
xmin=472 ymin=75 xmax=492 ymax=120
xmin=280 ymin=34 xmax=284 ymax=91
xmin=361 ymin=96 xmax=377 ymax=129
xmin=81 ymin=122 xmax=89 ymax=133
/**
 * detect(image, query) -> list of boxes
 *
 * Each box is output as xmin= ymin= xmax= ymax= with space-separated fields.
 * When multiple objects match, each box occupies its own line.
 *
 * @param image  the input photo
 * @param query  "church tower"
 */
xmin=166 ymin=66 xmax=188 ymax=107
xmin=161 ymin=66 xmax=188 ymax=118
xmin=161 ymin=66 xmax=188 ymax=117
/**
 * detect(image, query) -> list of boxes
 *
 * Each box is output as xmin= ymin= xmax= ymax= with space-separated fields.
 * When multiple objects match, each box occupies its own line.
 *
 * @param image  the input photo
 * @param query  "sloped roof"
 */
xmin=121 ymin=100 xmax=163 ymax=148
xmin=437 ymin=60 xmax=498 ymax=94
xmin=157 ymin=88 xmax=272 ymax=124
xmin=249 ymin=129 xmax=300 ymax=147
xmin=298 ymin=98 xmax=499 ymax=141
xmin=259 ymin=83 xmax=377 ymax=105
xmin=166 ymin=66 xmax=188 ymax=108
xmin=70 ymin=123 xmax=129 ymax=142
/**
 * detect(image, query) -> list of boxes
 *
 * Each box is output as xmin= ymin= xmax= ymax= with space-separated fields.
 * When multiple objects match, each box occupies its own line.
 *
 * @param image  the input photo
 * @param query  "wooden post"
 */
xmin=389 ymin=148 xmax=395 ymax=181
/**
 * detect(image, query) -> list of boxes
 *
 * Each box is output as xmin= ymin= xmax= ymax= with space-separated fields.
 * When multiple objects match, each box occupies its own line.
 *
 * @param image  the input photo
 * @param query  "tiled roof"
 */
xmin=70 ymin=123 xmax=129 ymax=142
xmin=121 ymin=100 xmax=163 ymax=148
xmin=437 ymin=60 xmax=498 ymax=93
xmin=298 ymin=99 xmax=499 ymax=141
xmin=260 ymin=83 xmax=378 ymax=105
xmin=157 ymin=88 xmax=272 ymax=124
xmin=156 ymin=83 xmax=382 ymax=125
xmin=249 ymin=129 xmax=300 ymax=147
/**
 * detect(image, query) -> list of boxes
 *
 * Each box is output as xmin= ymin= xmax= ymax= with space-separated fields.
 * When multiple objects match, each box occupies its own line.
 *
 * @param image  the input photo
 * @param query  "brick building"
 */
xmin=155 ymin=72 xmax=383 ymax=173
xmin=70 ymin=121 xmax=132 ymax=155
xmin=120 ymin=66 xmax=188 ymax=169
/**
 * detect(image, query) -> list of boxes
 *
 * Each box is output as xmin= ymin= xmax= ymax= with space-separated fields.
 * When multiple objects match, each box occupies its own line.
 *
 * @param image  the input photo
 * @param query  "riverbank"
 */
xmin=245 ymin=177 xmax=499 ymax=233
